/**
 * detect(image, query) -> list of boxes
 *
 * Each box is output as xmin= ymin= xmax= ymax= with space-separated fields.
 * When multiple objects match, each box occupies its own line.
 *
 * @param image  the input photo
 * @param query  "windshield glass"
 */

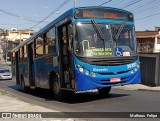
xmin=74 ymin=23 xmax=136 ymax=57
xmin=111 ymin=24 xmax=136 ymax=55
xmin=0 ymin=69 xmax=10 ymax=73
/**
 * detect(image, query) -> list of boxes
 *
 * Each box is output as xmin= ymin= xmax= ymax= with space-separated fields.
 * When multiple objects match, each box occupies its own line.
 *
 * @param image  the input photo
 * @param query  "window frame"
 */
xmin=44 ymin=27 xmax=57 ymax=55
xmin=35 ymin=34 xmax=45 ymax=58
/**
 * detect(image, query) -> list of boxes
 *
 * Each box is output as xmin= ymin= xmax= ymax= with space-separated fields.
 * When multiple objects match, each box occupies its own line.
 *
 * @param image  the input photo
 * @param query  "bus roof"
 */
xmin=12 ymin=6 xmax=133 ymax=52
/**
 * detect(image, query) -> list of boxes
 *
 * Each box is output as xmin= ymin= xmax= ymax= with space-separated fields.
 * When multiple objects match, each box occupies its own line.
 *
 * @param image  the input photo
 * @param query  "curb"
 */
xmin=138 ymin=89 xmax=160 ymax=92
xmin=113 ymin=87 xmax=160 ymax=92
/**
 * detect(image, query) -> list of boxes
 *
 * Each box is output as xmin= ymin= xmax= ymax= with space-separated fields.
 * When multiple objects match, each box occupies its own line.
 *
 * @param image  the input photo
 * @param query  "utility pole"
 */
xmin=74 ymin=0 xmax=76 ymax=8
xmin=4 ymin=31 xmax=8 ymax=63
xmin=0 ymin=29 xmax=8 ymax=63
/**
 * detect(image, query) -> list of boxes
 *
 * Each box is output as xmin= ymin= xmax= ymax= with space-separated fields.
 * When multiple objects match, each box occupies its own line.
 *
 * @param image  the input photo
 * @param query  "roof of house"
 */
xmin=136 ymin=31 xmax=160 ymax=38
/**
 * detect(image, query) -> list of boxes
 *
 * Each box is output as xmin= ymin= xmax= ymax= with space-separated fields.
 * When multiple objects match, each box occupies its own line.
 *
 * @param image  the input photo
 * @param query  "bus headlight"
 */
xmin=92 ymin=72 xmax=96 ymax=77
xmin=77 ymin=64 xmax=81 ymax=68
xmin=79 ymin=67 xmax=84 ymax=72
xmin=77 ymin=65 xmax=84 ymax=72
xmin=85 ymin=70 xmax=90 ymax=75
xmin=135 ymin=68 xmax=138 ymax=72
xmin=131 ymin=70 xmax=134 ymax=74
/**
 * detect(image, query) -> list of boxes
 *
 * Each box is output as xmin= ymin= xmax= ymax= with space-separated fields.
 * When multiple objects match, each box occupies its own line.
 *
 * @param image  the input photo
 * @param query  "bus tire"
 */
xmin=21 ymin=76 xmax=29 ymax=92
xmin=53 ymin=78 xmax=63 ymax=99
xmin=98 ymin=87 xmax=111 ymax=96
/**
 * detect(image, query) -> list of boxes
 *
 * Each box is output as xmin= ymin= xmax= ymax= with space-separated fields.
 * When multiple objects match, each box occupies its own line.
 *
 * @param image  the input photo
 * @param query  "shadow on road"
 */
xmin=8 ymin=84 xmax=130 ymax=104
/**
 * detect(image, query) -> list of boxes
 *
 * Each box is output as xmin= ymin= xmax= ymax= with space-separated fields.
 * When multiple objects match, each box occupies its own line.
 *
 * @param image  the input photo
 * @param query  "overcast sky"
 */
xmin=0 ymin=0 xmax=159 ymax=31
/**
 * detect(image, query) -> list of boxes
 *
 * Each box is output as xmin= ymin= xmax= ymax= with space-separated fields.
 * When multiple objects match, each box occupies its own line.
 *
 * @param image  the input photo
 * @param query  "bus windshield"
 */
xmin=74 ymin=23 xmax=136 ymax=57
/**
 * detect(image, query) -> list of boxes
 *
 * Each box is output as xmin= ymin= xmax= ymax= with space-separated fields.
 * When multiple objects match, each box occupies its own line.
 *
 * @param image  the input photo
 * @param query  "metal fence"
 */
xmin=139 ymin=53 xmax=160 ymax=87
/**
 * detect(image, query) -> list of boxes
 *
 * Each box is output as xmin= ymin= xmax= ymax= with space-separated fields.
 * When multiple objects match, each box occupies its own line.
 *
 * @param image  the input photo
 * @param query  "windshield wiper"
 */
xmin=115 ymin=22 xmax=125 ymax=40
xmin=91 ymin=19 xmax=105 ymax=49
xmin=114 ymin=22 xmax=125 ymax=48
xmin=91 ymin=20 xmax=105 ymax=40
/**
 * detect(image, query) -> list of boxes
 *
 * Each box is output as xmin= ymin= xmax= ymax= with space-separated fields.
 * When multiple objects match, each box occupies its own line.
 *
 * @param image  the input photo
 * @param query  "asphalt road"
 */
xmin=0 ymin=80 xmax=160 ymax=120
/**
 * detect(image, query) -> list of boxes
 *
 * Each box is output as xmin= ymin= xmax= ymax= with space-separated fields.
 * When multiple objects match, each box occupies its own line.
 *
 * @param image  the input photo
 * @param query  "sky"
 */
xmin=0 ymin=0 xmax=160 ymax=32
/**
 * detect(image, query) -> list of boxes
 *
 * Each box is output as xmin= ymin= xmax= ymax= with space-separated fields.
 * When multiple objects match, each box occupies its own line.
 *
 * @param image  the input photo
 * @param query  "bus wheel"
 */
xmin=53 ymin=78 xmax=63 ymax=99
xmin=98 ymin=87 xmax=111 ymax=96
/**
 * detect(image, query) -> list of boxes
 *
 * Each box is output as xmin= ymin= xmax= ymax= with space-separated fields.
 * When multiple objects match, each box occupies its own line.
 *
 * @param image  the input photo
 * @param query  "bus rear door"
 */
xmin=15 ymin=51 xmax=20 ymax=85
xmin=28 ymin=42 xmax=35 ymax=87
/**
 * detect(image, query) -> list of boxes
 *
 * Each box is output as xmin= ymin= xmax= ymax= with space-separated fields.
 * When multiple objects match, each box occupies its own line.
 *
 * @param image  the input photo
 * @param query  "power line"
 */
xmin=119 ymin=0 xmax=136 ymax=8
xmin=10 ymin=0 xmax=71 ymax=41
xmin=99 ymin=0 xmax=112 ymax=6
xmin=130 ymin=0 xmax=158 ymax=11
xmin=121 ymin=0 xmax=143 ymax=9
xmin=131 ymin=0 xmax=160 ymax=17
xmin=0 ymin=22 xmax=33 ymax=26
xmin=28 ymin=0 xmax=71 ymax=30
xmin=123 ymin=0 xmax=142 ymax=8
xmin=135 ymin=11 xmax=160 ymax=21
xmin=0 ymin=8 xmax=41 ymax=23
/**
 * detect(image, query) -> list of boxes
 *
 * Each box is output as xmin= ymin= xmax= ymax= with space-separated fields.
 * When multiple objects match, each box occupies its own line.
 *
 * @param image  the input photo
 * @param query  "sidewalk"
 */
xmin=113 ymin=84 xmax=160 ymax=91
xmin=0 ymin=90 xmax=54 ymax=112
xmin=0 ymin=89 xmax=83 ymax=121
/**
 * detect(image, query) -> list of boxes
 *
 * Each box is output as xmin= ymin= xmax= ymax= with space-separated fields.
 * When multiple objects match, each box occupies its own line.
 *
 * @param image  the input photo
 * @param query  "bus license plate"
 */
xmin=110 ymin=78 xmax=121 ymax=82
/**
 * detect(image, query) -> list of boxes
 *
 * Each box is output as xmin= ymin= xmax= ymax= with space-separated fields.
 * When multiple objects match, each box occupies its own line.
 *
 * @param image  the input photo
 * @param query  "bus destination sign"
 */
xmin=75 ymin=8 xmax=133 ymax=21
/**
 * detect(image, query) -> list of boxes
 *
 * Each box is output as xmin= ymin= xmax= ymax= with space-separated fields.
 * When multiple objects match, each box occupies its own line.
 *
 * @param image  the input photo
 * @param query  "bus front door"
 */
xmin=58 ymin=24 xmax=74 ymax=89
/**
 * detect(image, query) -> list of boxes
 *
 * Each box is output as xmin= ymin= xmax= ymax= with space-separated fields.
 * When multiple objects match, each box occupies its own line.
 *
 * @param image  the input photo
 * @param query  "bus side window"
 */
xmin=19 ymin=48 xmax=23 ymax=63
xmin=24 ymin=45 xmax=27 ymax=62
xmin=45 ymin=27 xmax=56 ymax=55
xmin=35 ymin=35 xmax=44 ymax=58
xmin=12 ymin=52 xmax=15 ymax=66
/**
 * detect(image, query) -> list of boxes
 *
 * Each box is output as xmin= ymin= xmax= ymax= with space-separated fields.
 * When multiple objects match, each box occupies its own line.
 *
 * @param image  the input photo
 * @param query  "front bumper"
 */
xmin=75 ymin=69 xmax=141 ymax=91
xmin=0 ymin=75 xmax=12 ymax=80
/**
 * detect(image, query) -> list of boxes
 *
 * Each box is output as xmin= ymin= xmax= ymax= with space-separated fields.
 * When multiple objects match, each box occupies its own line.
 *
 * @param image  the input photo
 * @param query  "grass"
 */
xmin=0 ymin=89 xmax=5 ymax=95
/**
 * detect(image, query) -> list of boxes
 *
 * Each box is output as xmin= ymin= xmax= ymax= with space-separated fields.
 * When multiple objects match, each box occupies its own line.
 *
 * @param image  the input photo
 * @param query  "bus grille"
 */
xmin=77 ymin=56 xmax=138 ymax=66
xmin=98 ymin=70 xmax=130 ymax=75
xmin=91 ymin=58 xmax=137 ymax=66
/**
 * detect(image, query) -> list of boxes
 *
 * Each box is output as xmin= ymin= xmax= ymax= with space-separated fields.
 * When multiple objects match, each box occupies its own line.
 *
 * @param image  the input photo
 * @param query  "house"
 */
xmin=0 ymin=29 xmax=35 ymax=63
xmin=136 ymin=30 xmax=160 ymax=53
xmin=136 ymin=28 xmax=160 ymax=87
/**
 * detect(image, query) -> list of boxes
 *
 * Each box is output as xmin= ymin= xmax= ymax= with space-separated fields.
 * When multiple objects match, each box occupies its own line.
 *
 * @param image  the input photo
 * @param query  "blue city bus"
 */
xmin=12 ymin=6 xmax=141 ymax=98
